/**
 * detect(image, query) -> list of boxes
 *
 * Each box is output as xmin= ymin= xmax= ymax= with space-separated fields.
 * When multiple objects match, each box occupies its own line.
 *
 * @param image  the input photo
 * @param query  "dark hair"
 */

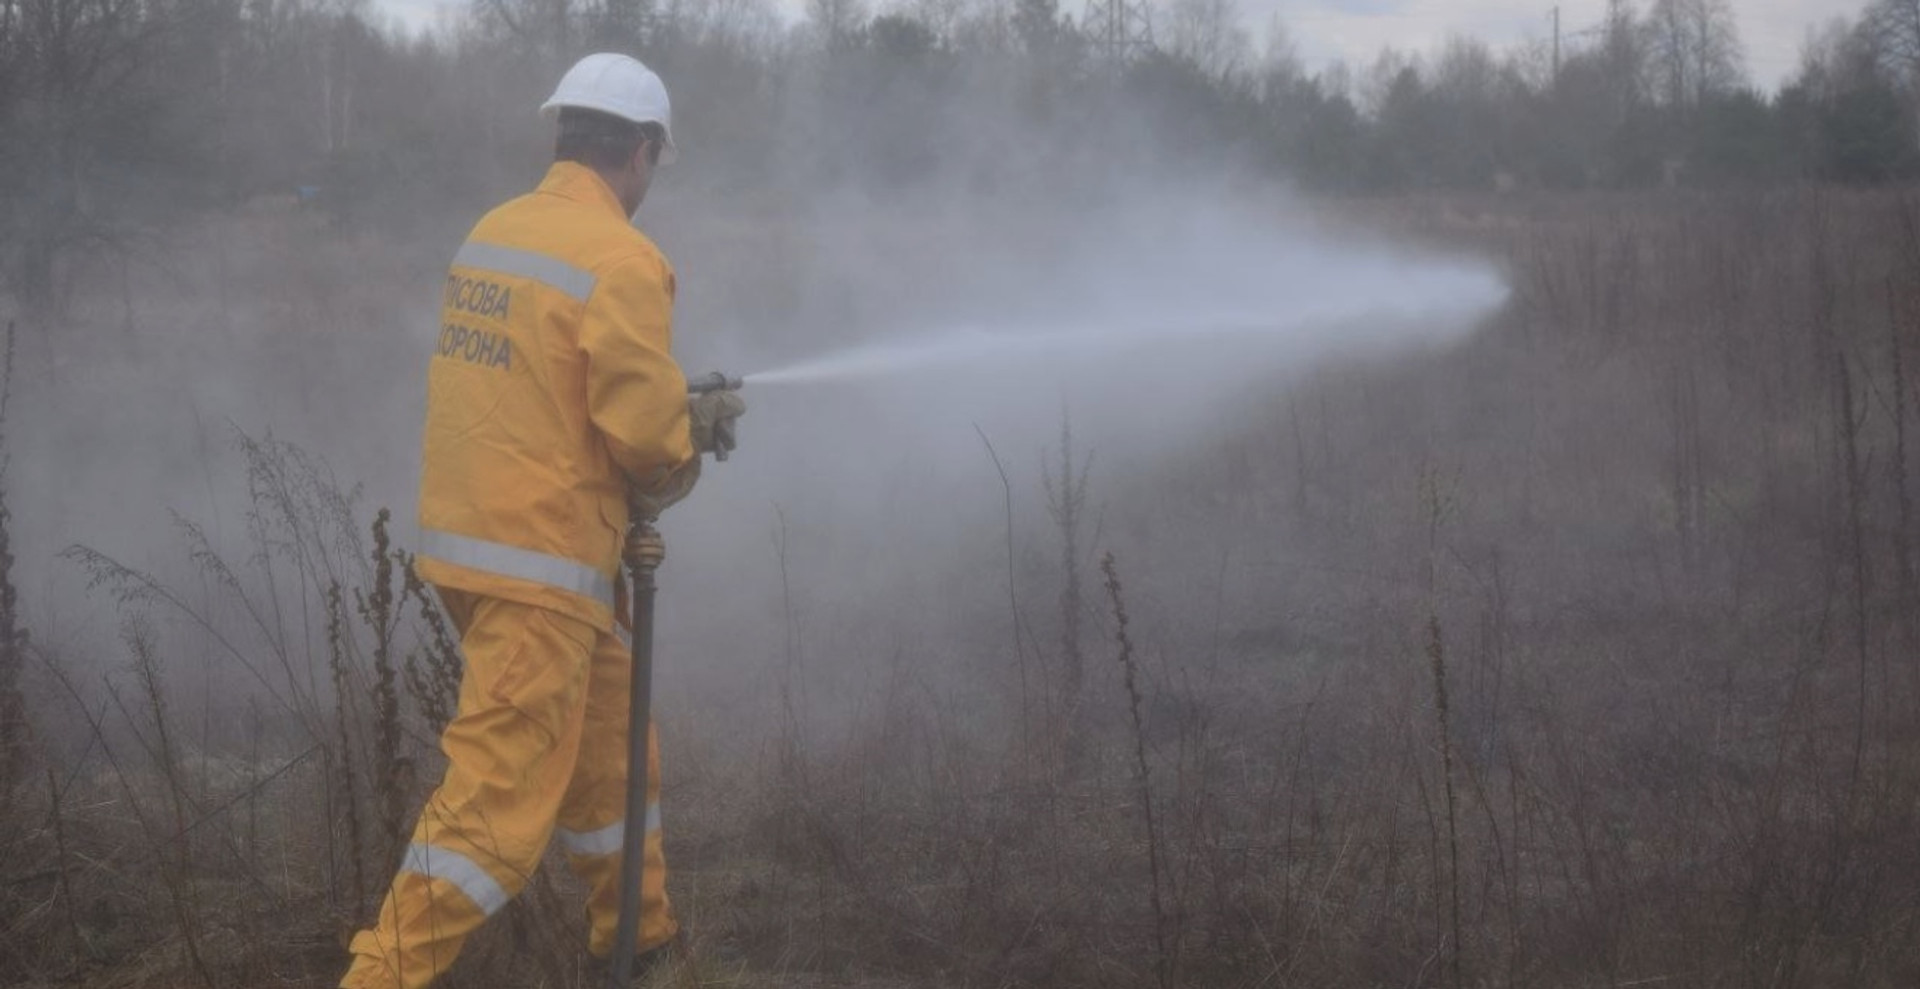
xmin=554 ymin=107 xmax=665 ymax=169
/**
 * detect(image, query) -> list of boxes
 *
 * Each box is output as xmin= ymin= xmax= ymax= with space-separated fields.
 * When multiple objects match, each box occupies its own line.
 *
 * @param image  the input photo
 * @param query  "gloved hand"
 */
xmin=629 ymin=456 xmax=700 ymax=521
xmin=689 ymin=390 xmax=746 ymax=458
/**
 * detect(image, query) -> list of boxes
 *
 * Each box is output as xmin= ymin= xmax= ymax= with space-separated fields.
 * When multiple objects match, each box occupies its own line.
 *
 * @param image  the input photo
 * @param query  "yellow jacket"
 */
xmin=415 ymin=161 xmax=693 ymax=630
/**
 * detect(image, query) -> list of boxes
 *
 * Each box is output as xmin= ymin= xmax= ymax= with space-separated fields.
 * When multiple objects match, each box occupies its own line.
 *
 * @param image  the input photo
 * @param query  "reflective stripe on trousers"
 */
xmin=554 ymin=801 xmax=663 ymax=857
xmin=419 ymin=528 xmax=614 ymax=603
xmin=401 ymin=797 xmax=659 ymax=911
xmin=397 ymin=843 xmax=511 ymax=917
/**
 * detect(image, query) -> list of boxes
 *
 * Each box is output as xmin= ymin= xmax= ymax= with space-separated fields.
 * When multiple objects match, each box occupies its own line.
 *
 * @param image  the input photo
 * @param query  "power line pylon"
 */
xmin=1084 ymin=0 xmax=1154 ymax=69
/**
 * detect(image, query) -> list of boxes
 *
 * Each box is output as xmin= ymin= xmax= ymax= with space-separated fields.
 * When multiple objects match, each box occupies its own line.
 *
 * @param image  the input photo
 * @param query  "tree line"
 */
xmin=0 ymin=0 xmax=1914 ymax=313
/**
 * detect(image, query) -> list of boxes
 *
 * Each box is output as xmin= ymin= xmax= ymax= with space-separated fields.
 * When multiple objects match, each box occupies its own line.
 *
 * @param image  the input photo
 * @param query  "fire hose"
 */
xmin=608 ymin=371 xmax=742 ymax=988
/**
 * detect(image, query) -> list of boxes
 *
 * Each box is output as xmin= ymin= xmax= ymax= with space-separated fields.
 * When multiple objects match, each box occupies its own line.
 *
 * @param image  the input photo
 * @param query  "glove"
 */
xmin=629 ymin=456 xmax=700 ymax=521
xmin=689 ymin=390 xmax=746 ymax=457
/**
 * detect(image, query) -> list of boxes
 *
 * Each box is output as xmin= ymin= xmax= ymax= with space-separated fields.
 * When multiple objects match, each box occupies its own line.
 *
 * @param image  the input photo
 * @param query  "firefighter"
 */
xmin=340 ymin=52 xmax=743 ymax=989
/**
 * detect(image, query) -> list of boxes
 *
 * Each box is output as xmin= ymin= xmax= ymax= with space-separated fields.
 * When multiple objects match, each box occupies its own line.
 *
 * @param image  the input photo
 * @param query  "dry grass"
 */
xmin=3 ymin=187 xmax=1920 ymax=988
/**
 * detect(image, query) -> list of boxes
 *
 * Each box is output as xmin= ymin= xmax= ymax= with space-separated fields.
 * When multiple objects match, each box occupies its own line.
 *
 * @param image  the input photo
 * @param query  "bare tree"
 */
xmin=1643 ymin=0 xmax=1744 ymax=107
xmin=806 ymin=0 xmax=867 ymax=50
xmin=472 ymin=0 xmax=651 ymax=58
xmin=0 ymin=0 xmax=157 ymax=316
xmin=665 ymin=0 xmax=780 ymax=52
xmin=1359 ymin=46 xmax=1417 ymax=118
xmin=1600 ymin=0 xmax=1648 ymax=117
xmin=1434 ymin=35 xmax=1500 ymax=104
xmin=909 ymin=0 xmax=972 ymax=44
xmin=1258 ymin=14 xmax=1301 ymax=87
xmin=1162 ymin=0 xmax=1251 ymax=81
xmin=1012 ymin=0 xmax=1064 ymax=58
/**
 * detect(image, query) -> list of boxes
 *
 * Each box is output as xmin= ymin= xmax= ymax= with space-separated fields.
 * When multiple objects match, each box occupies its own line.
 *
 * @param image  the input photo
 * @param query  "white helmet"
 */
xmin=540 ymin=53 xmax=678 ymax=165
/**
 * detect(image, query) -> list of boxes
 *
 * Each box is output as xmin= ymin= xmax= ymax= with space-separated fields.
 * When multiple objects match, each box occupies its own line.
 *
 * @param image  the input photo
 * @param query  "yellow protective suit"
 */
xmin=415 ymin=160 xmax=693 ymax=631
xmin=341 ymin=161 xmax=691 ymax=989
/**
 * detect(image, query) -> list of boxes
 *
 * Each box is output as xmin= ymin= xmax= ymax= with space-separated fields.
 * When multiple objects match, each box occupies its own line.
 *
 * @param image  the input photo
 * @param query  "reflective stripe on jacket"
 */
xmin=415 ymin=161 xmax=694 ymax=630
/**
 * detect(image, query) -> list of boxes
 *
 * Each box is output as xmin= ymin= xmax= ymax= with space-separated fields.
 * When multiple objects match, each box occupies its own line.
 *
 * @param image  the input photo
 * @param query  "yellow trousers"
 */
xmin=340 ymin=589 xmax=675 ymax=989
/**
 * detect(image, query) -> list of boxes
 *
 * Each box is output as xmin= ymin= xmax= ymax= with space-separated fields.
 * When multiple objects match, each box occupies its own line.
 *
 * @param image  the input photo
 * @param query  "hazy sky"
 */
xmin=372 ymin=0 xmax=1861 ymax=93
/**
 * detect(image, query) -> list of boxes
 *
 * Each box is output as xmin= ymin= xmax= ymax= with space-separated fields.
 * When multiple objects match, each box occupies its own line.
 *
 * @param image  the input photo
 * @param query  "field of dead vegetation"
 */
xmin=3 ymin=186 xmax=1919 ymax=989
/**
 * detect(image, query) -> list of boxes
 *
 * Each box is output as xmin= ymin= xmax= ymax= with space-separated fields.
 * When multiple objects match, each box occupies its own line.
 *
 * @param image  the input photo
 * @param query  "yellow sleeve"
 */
xmin=580 ymin=251 xmax=694 ymax=490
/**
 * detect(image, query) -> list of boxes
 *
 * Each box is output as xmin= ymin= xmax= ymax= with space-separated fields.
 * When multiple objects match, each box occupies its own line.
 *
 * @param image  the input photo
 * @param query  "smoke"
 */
xmin=5 ymin=97 xmax=1507 ymax=733
xmin=645 ymin=180 xmax=1506 ymax=719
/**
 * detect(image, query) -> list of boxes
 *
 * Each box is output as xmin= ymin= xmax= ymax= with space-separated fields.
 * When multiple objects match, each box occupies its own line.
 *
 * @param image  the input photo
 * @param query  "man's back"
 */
xmin=416 ymin=160 xmax=691 ymax=632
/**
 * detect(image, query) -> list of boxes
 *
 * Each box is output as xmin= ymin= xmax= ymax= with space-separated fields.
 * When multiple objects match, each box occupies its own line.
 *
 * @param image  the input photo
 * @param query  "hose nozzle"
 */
xmin=687 ymin=371 xmax=744 ymax=395
xmin=686 ymin=371 xmax=744 ymax=462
